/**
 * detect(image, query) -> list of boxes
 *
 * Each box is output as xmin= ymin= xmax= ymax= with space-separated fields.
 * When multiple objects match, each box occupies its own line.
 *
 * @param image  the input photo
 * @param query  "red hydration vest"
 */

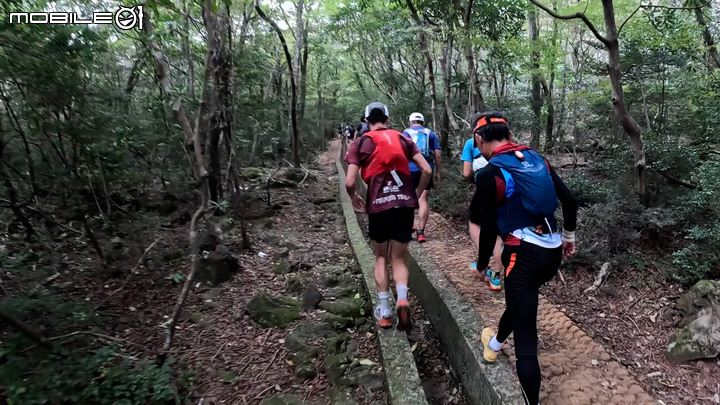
xmin=360 ymin=129 xmax=410 ymax=183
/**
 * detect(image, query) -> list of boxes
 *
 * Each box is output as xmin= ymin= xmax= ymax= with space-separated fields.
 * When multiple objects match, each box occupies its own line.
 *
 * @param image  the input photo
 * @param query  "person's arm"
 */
xmin=470 ymin=167 xmax=500 ymax=268
xmin=460 ymin=140 xmax=474 ymax=180
xmin=548 ymin=163 xmax=578 ymax=258
xmin=412 ymin=153 xmax=432 ymax=196
xmin=431 ymin=133 xmax=442 ymax=181
xmin=344 ymin=141 xmax=367 ymax=211
xmin=462 ymin=161 xmax=473 ymax=180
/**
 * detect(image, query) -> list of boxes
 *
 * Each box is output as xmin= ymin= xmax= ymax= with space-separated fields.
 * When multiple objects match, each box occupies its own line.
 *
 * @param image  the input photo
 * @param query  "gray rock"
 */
xmin=285 ymin=168 xmax=315 ymax=183
xmin=285 ymin=322 xmax=335 ymax=380
xmin=197 ymin=248 xmax=239 ymax=285
xmin=666 ymin=305 xmax=720 ymax=363
xmin=274 ymin=260 xmax=293 ymax=275
xmin=327 ymin=387 xmax=358 ymax=405
xmin=287 ymin=275 xmax=307 ymax=294
xmin=302 ymin=284 xmax=322 ymax=311
xmin=293 ymin=361 xmax=316 ymax=379
xmin=320 ymin=313 xmax=354 ymax=330
xmin=678 ymin=280 xmax=720 ymax=325
xmin=332 ymin=235 xmax=346 ymax=244
xmin=325 ymin=285 xmax=359 ymax=299
xmin=279 ymin=237 xmax=303 ymax=251
xmin=319 ymin=298 xmax=369 ymax=319
xmin=247 ymin=291 xmax=301 ymax=327
xmin=260 ymin=394 xmax=304 ymax=405
xmin=341 ymin=365 xmax=384 ymax=389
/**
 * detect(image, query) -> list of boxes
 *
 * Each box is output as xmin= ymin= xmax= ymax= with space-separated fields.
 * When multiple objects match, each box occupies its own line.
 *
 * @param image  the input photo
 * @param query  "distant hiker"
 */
xmin=461 ymin=119 xmax=504 ymax=290
xmin=468 ymin=111 xmax=577 ymax=405
xmin=402 ymin=112 xmax=442 ymax=243
xmin=356 ymin=116 xmax=370 ymax=139
xmin=343 ymin=124 xmax=354 ymax=143
xmin=344 ymin=102 xmax=432 ymax=331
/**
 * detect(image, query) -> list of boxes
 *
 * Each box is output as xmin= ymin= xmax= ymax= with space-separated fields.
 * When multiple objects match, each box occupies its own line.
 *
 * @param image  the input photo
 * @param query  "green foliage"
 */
xmin=563 ymin=174 xmax=613 ymax=205
xmin=0 ymin=345 xmax=191 ymax=405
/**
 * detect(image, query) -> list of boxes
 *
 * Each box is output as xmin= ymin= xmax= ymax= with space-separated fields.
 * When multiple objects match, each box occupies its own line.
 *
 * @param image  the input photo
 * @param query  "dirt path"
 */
xmin=170 ymin=140 xmax=387 ymax=404
xmin=419 ymin=212 xmax=657 ymax=405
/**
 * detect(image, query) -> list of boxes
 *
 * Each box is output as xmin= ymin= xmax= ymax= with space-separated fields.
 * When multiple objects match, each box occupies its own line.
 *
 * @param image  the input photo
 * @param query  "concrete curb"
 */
xmin=335 ymin=159 xmax=429 ymax=405
xmin=408 ymin=244 xmax=525 ymax=405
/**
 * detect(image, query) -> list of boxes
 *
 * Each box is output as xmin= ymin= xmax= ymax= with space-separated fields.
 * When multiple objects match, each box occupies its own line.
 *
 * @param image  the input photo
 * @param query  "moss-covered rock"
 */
xmin=678 ymin=280 xmax=720 ymax=325
xmin=240 ymin=167 xmax=263 ymax=180
xmin=320 ymin=313 xmax=354 ymax=331
xmin=197 ymin=248 xmax=239 ymax=285
xmin=274 ymin=260 xmax=293 ymax=275
xmin=247 ymin=291 xmax=301 ymax=327
xmin=319 ymin=297 xmax=370 ymax=319
xmin=666 ymin=305 xmax=720 ymax=363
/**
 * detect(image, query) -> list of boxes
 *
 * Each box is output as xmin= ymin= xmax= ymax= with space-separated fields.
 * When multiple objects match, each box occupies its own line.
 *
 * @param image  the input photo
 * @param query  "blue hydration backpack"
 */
xmin=489 ymin=149 xmax=558 ymax=219
xmin=405 ymin=127 xmax=432 ymax=160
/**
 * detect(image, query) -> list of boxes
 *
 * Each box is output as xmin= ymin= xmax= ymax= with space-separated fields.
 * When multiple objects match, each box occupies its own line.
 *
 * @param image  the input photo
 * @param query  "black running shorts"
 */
xmin=368 ymin=207 xmax=414 ymax=243
xmin=410 ymin=171 xmax=434 ymax=191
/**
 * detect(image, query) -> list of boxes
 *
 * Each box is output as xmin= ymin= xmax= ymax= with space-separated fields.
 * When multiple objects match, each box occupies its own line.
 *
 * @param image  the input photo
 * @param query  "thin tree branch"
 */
xmin=529 ymin=0 xmax=611 ymax=46
xmin=0 ymin=307 xmax=53 ymax=349
xmin=618 ymin=0 xmax=712 ymax=36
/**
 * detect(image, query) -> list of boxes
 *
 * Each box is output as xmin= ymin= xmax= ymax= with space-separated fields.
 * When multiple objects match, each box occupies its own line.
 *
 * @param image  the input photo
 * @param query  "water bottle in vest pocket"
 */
xmin=405 ymin=128 xmax=432 ymax=160
xmin=489 ymin=149 xmax=558 ymax=218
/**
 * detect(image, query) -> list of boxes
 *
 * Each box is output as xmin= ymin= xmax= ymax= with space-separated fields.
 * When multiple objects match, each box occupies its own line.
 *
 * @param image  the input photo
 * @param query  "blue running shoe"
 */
xmin=488 ymin=271 xmax=502 ymax=291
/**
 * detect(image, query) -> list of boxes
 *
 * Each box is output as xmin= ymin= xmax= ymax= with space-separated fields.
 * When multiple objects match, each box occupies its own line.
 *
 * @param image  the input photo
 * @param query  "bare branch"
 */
xmin=529 ymin=0 xmax=610 ymax=46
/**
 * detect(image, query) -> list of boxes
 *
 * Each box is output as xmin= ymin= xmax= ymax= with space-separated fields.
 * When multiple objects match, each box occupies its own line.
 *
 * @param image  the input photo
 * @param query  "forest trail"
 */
xmin=174 ymin=140 xmax=388 ymax=404
xmin=416 ymin=213 xmax=656 ymax=405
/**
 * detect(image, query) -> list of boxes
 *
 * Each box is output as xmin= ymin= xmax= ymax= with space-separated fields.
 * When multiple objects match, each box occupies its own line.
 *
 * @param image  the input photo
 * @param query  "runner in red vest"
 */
xmin=344 ymin=102 xmax=432 ymax=330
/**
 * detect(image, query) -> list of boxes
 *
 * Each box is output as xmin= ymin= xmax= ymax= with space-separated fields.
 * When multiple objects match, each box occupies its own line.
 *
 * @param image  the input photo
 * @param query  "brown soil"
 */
xmin=419 ymin=212 xmax=659 ymax=405
xmin=2 ymin=139 xmax=389 ymax=404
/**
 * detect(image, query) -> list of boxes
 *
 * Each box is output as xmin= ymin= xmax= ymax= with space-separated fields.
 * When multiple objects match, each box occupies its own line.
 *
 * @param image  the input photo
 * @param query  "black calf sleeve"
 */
xmin=497 ymin=241 xmax=562 ymax=405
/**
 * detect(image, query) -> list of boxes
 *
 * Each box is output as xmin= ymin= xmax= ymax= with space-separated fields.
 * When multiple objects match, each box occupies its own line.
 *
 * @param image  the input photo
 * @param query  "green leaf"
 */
xmin=221 ymin=0 xmax=232 ymax=6
xmin=359 ymin=359 xmax=374 ymax=366
xmin=211 ymin=0 xmax=219 ymax=13
xmin=218 ymin=369 xmax=239 ymax=383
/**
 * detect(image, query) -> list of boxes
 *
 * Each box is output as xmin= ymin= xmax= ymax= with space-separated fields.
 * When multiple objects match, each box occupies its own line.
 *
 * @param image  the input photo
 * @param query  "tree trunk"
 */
xmin=454 ymin=0 xmax=485 ymax=116
xmin=183 ymin=0 xmax=195 ymax=98
xmin=602 ymin=0 xmax=646 ymax=196
xmin=441 ymin=36 xmax=460 ymax=133
xmin=294 ymin=0 xmax=305 ymax=143
xmin=256 ymin=1 xmax=300 ymax=166
xmin=0 ymin=132 xmax=34 ymax=240
xmin=529 ymin=7 xmax=543 ymax=149
xmin=693 ymin=1 xmax=720 ymax=70
xmin=406 ymin=0 xmax=440 ymax=131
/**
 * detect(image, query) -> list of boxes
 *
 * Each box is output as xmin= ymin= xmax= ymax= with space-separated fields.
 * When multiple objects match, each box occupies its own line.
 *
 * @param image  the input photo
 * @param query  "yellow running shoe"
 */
xmin=481 ymin=327 xmax=499 ymax=362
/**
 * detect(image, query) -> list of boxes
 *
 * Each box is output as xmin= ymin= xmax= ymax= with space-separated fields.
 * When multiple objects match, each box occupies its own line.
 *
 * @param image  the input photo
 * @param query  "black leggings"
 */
xmin=497 ymin=241 xmax=562 ymax=405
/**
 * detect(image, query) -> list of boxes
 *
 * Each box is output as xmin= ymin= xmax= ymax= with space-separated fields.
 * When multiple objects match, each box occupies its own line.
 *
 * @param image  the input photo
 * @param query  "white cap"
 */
xmin=409 ymin=112 xmax=424 ymax=123
xmin=364 ymin=102 xmax=389 ymax=118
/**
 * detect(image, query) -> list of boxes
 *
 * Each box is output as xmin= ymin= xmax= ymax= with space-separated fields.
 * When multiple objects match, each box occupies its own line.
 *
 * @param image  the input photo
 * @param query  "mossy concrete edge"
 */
xmin=335 ymin=159 xmax=429 ymax=405
xmin=407 ymin=244 xmax=525 ymax=405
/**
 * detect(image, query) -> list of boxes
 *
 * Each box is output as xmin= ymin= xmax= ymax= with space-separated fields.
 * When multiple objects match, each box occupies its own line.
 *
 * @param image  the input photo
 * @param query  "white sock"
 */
xmin=396 ymin=284 xmax=408 ymax=302
xmin=378 ymin=291 xmax=391 ymax=315
xmin=489 ymin=336 xmax=503 ymax=352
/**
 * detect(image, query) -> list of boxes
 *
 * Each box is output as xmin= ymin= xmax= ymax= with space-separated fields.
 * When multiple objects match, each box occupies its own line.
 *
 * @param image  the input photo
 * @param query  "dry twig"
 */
xmin=584 ymin=262 xmax=610 ymax=293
